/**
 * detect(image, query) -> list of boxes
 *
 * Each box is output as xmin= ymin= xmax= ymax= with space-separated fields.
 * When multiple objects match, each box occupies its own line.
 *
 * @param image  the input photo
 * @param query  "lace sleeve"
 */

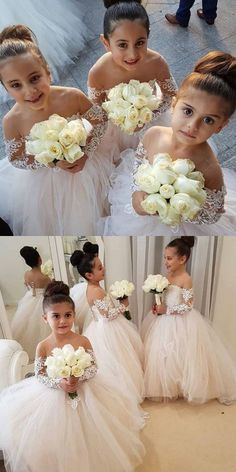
xmin=87 ymin=86 xmax=107 ymax=105
xmin=166 ymin=288 xmax=193 ymax=315
xmin=78 ymin=350 xmax=98 ymax=381
xmin=131 ymin=142 xmax=148 ymax=193
xmin=5 ymin=137 xmax=45 ymax=170
xmin=151 ymin=76 xmax=177 ymax=117
xmin=81 ymin=104 xmax=108 ymax=157
xmin=94 ymin=295 xmax=126 ymax=320
xmin=34 ymin=357 xmax=61 ymax=389
xmin=186 ymin=187 xmax=226 ymax=224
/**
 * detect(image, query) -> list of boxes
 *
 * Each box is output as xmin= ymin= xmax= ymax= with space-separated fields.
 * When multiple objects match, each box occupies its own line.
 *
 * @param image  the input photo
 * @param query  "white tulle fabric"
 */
xmin=143 ymin=285 xmax=236 ymax=404
xmin=0 ymin=352 xmax=145 ymax=472
xmin=70 ymin=282 xmax=93 ymax=333
xmin=0 ymin=114 xmax=112 ymax=235
xmin=84 ymin=295 xmax=144 ymax=403
xmin=11 ymin=288 xmax=50 ymax=361
xmin=0 ymin=0 xmax=93 ymax=102
xmin=88 ymin=78 xmax=175 ymax=159
xmin=100 ymin=148 xmax=236 ymax=235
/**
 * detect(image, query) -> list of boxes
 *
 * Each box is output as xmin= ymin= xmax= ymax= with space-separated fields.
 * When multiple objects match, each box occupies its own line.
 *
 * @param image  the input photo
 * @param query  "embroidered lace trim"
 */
xmin=166 ymin=287 xmax=193 ymax=315
xmin=93 ymin=295 xmax=126 ymax=320
xmin=82 ymin=105 xmax=108 ymax=157
xmin=5 ymin=137 xmax=45 ymax=170
xmin=185 ymin=187 xmax=226 ymax=224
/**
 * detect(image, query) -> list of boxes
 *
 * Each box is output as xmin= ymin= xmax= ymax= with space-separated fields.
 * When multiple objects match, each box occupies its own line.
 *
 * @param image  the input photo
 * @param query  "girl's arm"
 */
xmin=88 ymin=64 xmax=107 ymax=106
xmin=92 ymin=287 xmax=126 ymax=321
xmin=153 ymin=55 xmax=177 ymax=116
xmin=166 ymin=278 xmax=193 ymax=316
xmin=35 ymin=342 xmax=62 ymax=389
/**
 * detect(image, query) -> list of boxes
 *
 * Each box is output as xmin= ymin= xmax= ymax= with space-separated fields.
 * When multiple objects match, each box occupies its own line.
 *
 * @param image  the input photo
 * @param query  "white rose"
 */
xmin=146 ymin=96 xmax=161 ymax=111
xmin=141 ymin=193 xmax=168 ymax=216
xmin=159 ymin=184 xmax=175 ymax=199
xmin=135 ymin=167 xmax=161 ymax=194
xmin=152 ymin=166 xmax=177 ymax=185
xmin=25 ymin=139 xmax=47 ymax=156
xmin=109 ymin=109 xmax=126 ymax=126
xmin=137 ymin=82 xmax=153 ymax=97
xmin=59 ymin=128 xmax=77 ymax=149
xmin=77 ymin=353 xmax=92 ymax=369
xmin=64 ymin=353 xmax=78 ymax=367
xmin=174 ymin=175 xmax=206 ymax=204
xmin=126 ymin=106 xmax=139 ymax=123
xmin=171 ymin=159 xmax=195 ymax=176
xmin=160 ymin=204 xmax=181 ymax=226
xmin=64 ymin=144 xmax=84 ymax=163
xmin=130 ymin=94 xmax=148 ymax=109
xmin=29 ymin=120 xmax=49 ymax=140
xmin=34 ymin=151 xmax=55 ymax=166
xmin=170 ymin=193 xmax=201 ymax=218
xmin=62 ymin=344 xmax=75 ymax=355
xmin=45 ymin=129 xmax=60 ymax=141
xmin=152 ymin=153 xmax=173 ymax=167
xmin=122 ymin=83 xmax=139 ymax=102
xmin=67 ymin=120 xmax=87 ymax=146
xmin=139 ymin=107 xmax=153 ymax=124
xmin=41 ymin=259 xmax=53 ymax=277
xmin=48 ymin=114 xmax=68 ymax=132
xmin=71 ymin=365 xmax=84 ymax=377
xmin=187 ymin=171 xmax=205 ymax=186
xmin=122 ymin=117 xmax=136 ymax=135
xmin=102 ymin=101 xmax=115 ymax=114
xmin=58 ymin=366 xmax=71 ymax=378
xmin=154 ymin=274 xmax=170 ymax=292
xmin=142 ymin=274 xmax=158 ymax=292
xmin=47 ymin=142 xmax=64 ymax=160
xmin=107 ymin=85 xmax=123 ymax=101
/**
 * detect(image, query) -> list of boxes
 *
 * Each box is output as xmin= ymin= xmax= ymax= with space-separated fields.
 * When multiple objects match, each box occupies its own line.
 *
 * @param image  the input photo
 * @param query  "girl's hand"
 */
xmin=120 ymin=296 xmax=129 ymax=307
xmin=152 ymin=303 xmax=167 ymax=315
xmin=55 ymin=155 xmax=88 ymax=173
xmin=59 ymin=377 xmax=79 ymax=393
xmin=132 ymin=191 xmax=149 ymax=215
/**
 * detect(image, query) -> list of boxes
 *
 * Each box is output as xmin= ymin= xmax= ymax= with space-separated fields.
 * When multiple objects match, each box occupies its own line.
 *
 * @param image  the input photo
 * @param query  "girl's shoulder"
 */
xmin=197 ymin=143 xmax=224 ymax=191
xmin=181 ymin=273 xmax=193 ymax=289
xmin=3 ymin=105 xmax=22 ymax=140
xmin=142 ymin=126 xmax=172 ymax=156
xmin=146 ymin=50 xmax=171 ymax=78
xmin=88 ymin=53 xmax=111 ymax=89
xmin=36 ymin=339 xmax=49 ymax=358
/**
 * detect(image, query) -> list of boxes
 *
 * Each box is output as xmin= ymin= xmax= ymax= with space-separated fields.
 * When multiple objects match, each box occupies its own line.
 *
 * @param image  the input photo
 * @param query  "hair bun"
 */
xmin=70 ymin=250 xmax=84 ymax=268
xmin=103 ymin=0 xmax=141 ymax=8
xmin=83 ymin=242 xmax=99 ymax=256
xmin=194 ymin=51 xmax=236 ymax=88
xmin=0 ymin=24 xmax=36 ymax=45
xmin=181 ymin=236 xmax=195 ymax=248
xmin=44 ymin=281 xmax=69 ymax=298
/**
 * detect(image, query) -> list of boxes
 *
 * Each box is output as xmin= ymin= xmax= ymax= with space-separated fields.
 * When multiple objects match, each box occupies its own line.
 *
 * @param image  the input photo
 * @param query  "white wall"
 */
xmin=0 ymin=237 xmax=52 ymax=305
xmin=211 ymin=237 xmax=236 ymax=361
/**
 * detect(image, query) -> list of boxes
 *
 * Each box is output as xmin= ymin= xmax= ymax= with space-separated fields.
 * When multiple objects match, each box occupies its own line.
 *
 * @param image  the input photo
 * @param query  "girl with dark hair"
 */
xmin=71 ymin=241 xmax=144 ymax=404
xmin=143 ymin=237 xmax=236 ymax=404
xmin=103 ymin=51 xmax=236 ymax=235
xmin=0 ymin=24 xmax=111 ymax=235
xmin=88 ymin=0 xmax=177 ymax=155
xmin=0 ymin=280 xmax=145 ymax=472
xmin=11 ymin=246 xmax=51 ymax=361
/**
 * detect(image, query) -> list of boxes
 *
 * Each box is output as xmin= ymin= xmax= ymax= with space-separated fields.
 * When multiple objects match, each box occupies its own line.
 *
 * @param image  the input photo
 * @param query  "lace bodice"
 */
xmin=88 ymin=77 xmax=177 ymax=134
xmin=5 ymin=105 xmax=107 ymax=170
xmin=90 ymin=294 xmax=126 ymax=322
xmin=162 ymin=285 xmax=193 ymax=315
xmin=131 ymin=143 xmax=226 ymax=225
xmin=35 ymin=349 xmax=97 ymax=389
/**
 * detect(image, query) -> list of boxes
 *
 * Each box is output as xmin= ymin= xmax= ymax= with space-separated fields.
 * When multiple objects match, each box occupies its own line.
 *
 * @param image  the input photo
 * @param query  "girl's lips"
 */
xmin=124 ymin=59 xmax=139 ymax=65
xmin=179 ymin=130 xmax=196 ymax=139
xmin=27 ymin=93 xmax=43 ymax=103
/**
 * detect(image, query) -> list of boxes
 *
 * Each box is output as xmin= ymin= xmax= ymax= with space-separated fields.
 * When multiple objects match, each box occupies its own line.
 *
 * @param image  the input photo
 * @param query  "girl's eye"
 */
xmin=203 ymin=116 xmax=214 ymax=125
xmin=53 ymin=314 xmax=60 ymax=319
xmin=136 ymin=40 xmax=145 ymax=47
xmin=118 ymin=43 xmax=127 ymax=49
xmin=11 ymin=83 xmax=21 ymax=89
xmin=65 ymin=313 xmax=72 ymax=318
xmin=31 ymin=75 xmax=41 ymax=82
xmin=183 ymin=107 xmax=193 ymax=116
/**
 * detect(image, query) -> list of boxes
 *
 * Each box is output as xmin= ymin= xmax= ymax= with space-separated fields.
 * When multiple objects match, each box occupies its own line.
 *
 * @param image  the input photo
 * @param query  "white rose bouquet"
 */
xmin=41 ymin=259 xmax=54 ymax=278
xmin=102 ymin=80 xmax=160 ymax=135
xmin=45 ymin=344 xmax=94 ymax=404
xmin=142 ymin=274 xmax=169 ymax=304
xmin=109 ymin=280 xmax=135 ymax=321
xmin=25 ymin=114 xmax=88 ymax=166
xmin=134 ymin=154 xmax=207 ymax=225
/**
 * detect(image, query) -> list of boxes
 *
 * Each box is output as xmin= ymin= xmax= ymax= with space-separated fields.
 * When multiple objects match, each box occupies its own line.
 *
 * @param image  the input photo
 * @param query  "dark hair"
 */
xmin=0 ymin=24 xmax=48 ymax=83
xmin=20 ymin=246 xmax=40 ymax=268
xmin=43 ymin=280 xmax=75 ymax=313
xmin=166 ymin=237 xmax=195 ymax=262
xmin=70 ymin=242 xmax=99 ymax=280
xmin=179 ymin=51 xmax=236 ymax=117
xmin=103 ymin=0 xmax=150 ymax=40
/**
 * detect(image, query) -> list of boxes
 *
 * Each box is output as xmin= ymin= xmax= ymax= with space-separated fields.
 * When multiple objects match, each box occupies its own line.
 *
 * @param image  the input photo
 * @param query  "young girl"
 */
xmin=0 ymin=0 xmax=93 ymax=102
xmin=0 ymin=25 xmax=111 ymax=235
xmin=0 ymin=281 xmax=145 ymax=472
xmin=11 ymin=246 xmax=51 ymax=361
xmin=88 ymin=0 xmax=177 ymax=155
xmin=70 ymin=241 xmax=144 ymax=404
xmin=102 ymin=51 xmax=236 ymax=235
xmin=143 ymin=237 xmax=236 ymax=404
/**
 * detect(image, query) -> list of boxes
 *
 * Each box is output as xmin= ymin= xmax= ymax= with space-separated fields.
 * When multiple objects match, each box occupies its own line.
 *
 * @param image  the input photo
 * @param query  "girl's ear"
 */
xmin=100 ymin=34 xmax=110 ymax=51
xmin=42 ymin=314 xmax=48 ymax=324
xmin=171 ymin=96 xmax=177 ymax=114
xmin=85 ymin=271 xmax=93 ymax=281
xmin=216 ymin=118 xmax=230 ymax=133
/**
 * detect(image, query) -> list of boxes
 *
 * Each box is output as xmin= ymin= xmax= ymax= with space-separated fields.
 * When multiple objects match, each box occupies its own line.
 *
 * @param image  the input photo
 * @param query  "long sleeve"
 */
xmin=34 ymin=357 xmax=61 ymax=389
xmin=186 ymin=187 xmax=226 ymax=224
xmin=5 ymin=137 xmax=45 ymax=170
xmin=93 ymin=295 xmax=126 ymax=321
xmin=78 ymin=350 xmax=98 ymax=381
xmin=81 ymin=104 xmax=108 ymax=158
xmin=166 ymin=288 xmax=193 ymax=315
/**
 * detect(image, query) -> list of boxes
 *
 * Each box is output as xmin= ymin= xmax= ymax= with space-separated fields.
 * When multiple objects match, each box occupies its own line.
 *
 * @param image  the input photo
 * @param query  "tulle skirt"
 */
xmin=100 ymin=149 xmax=236 ymax=236
xmin=0 ymin=0 xmax=93 ymax=102
xmin=11 ymin=290 xmax=50 ymax=361
xmin=84 ymin=316 xmax=144 ymax=403
xmin=0 ymin=150 xmax=112 ymax=235
xmin=143 ymin=308 xmax=236 ymax=404
xmin=0 ymin=372 xmax=145 ymax=472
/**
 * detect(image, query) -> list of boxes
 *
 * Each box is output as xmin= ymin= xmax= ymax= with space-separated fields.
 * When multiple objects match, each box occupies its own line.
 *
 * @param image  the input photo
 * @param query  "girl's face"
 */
xmin=86 ymin=256 xmax=105 ymax=283
xmin=102 ymin=20 xmax=148 ymax=71
xmin=164 ymin=247 xmax=186 ymax=274
xmin=44 ymin=302 xmax=75 ymax=335
xmin=171 ymin=86 xmax=229 ymax=146
xmin=0 ymin=52 xmax=51 ymax=110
